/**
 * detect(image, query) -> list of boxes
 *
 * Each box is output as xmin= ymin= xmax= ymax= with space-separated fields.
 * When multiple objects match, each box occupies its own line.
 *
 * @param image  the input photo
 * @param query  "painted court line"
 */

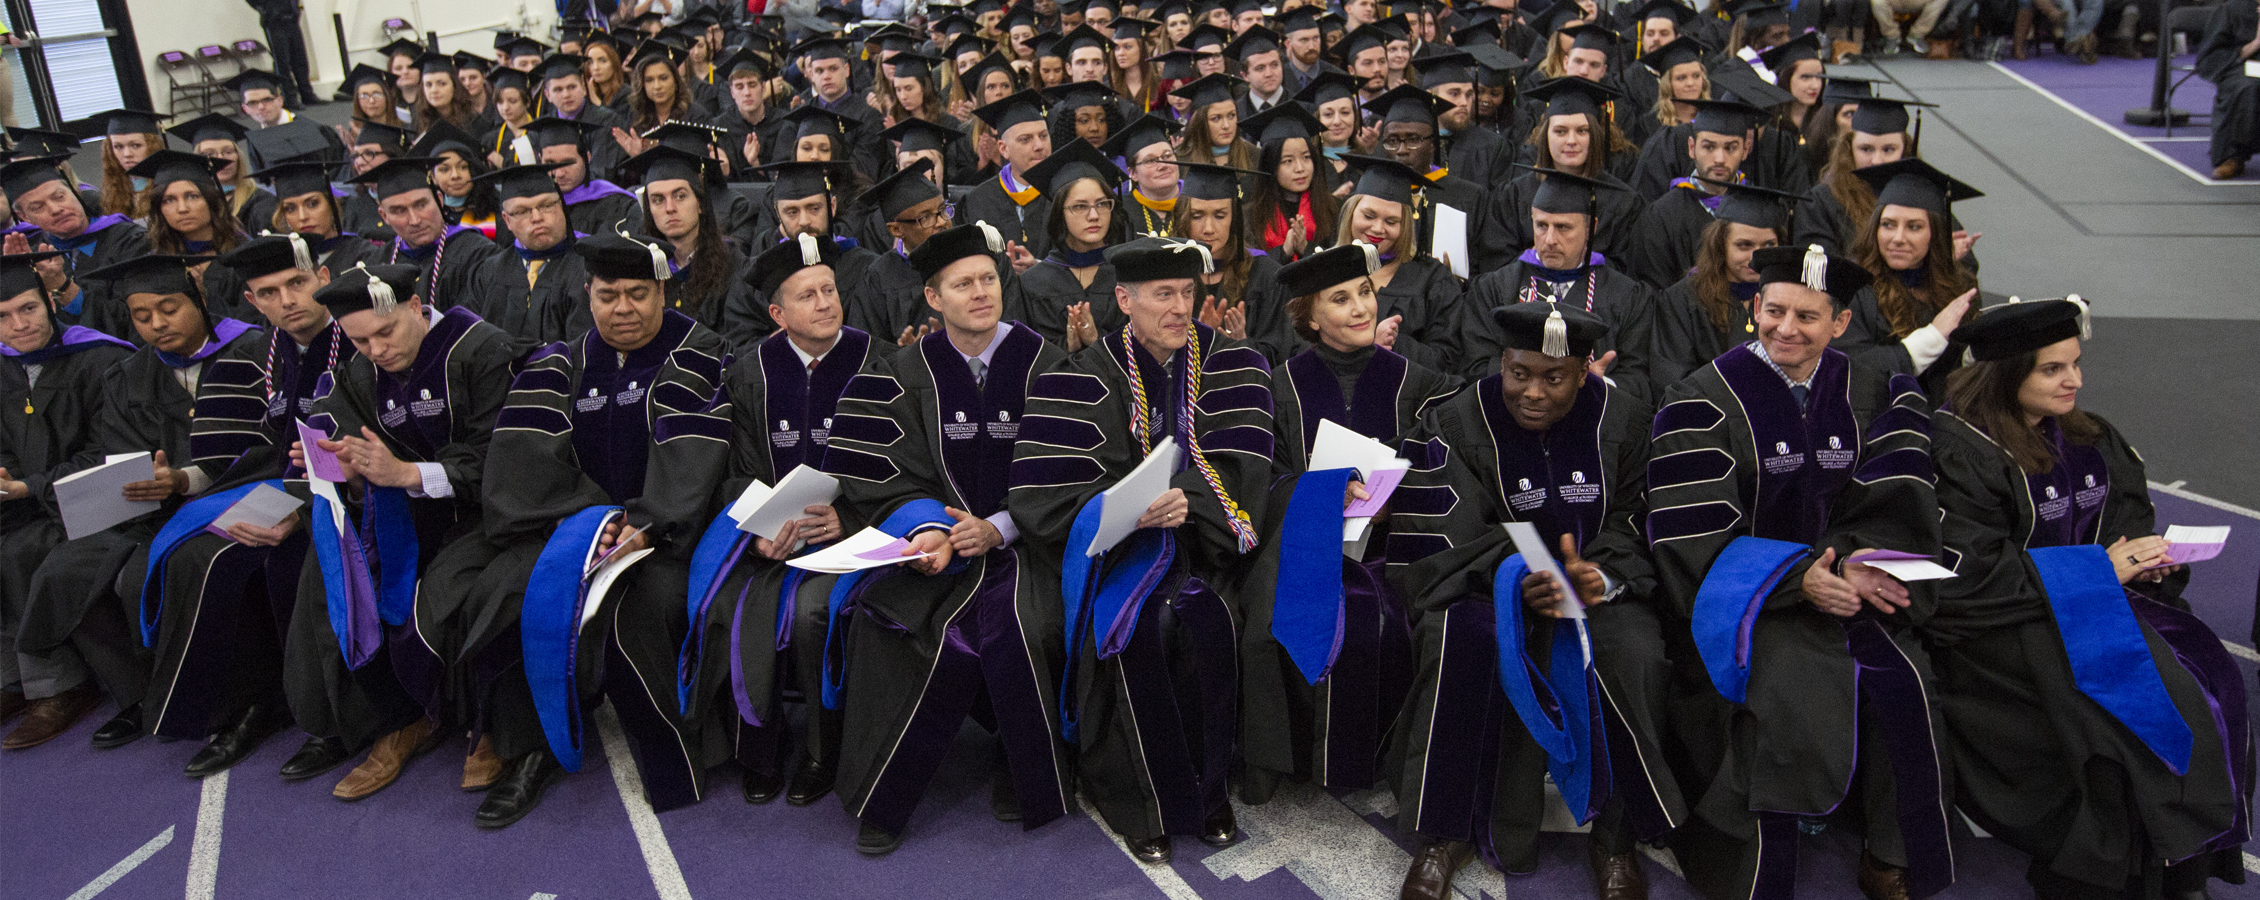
xmin=1077 ymin=795 xmax=1207 ymax=900
xmin=1988 ymin=62 xmax=2260 ymax=188
xmin=63 ymin=825 xmax=173 ymax=900
xmin=2147 ymin=481 xmax=2260 ymax=664
xmin=186 ymin=770 xmax=228 ymax=900
xmin=597 ymin=702 xmax=696 ymax=900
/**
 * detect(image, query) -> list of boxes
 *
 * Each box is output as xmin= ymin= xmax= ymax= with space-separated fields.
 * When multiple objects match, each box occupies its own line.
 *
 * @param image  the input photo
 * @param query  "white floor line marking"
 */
xmin=185 ymin=771 xmax=227 ymax=900
xmin=2149 ymin=480 xmax=2260 ymax=520
xmin=529 ymin=894 xmax=559 ymax=900
xmin=2164 ymin=480 xmax=2189 ymax=490
xmin=596 ymin=703 xmax=695 ymax=900
xmin=63 ymin=826 xmax=173 ymax=900
xmin=1987 ymin=62 xmax=2260 ymax=187
xmin=2245 ymin=850 xmax=2260 ymax=876
xmin=2226 ymin=642 xmax=2260 ymax=665
xmin=2141 ymin=136 xmax=2214 ymax=142
xmin=1077 ymin=794 xmax=1206 ymax=900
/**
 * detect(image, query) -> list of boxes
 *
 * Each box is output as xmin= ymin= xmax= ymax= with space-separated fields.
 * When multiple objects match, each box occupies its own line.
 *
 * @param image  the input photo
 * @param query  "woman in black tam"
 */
xmin=1242 ymin=103 xmax=1341 ymax=263
xmin=132 ymin=151 xmax=254 ymax=324
xmin=1005 ymin=140 xmax=1132 ymax=350
xmin=1171 ymin=162 xmax=1294 ymax=362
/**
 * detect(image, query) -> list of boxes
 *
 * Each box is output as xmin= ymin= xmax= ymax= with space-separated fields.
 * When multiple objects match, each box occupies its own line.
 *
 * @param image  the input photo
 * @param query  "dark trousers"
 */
xmin=259 ymin=17 xmax=316 ymax=102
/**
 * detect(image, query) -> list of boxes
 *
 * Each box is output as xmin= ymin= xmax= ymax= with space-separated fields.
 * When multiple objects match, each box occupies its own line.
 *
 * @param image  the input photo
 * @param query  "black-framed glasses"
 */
xmin=894 ymin=203 xmax=957 ymax=227
xmin=1379 ymin=135 xmax=1434 ymax=150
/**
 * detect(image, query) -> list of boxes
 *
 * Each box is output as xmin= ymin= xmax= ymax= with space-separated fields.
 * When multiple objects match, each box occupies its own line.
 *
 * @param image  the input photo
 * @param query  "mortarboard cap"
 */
xmin=1101 ymin=113 xmax=1183 ymax=160
xmin=1685 ymin=97 xmax=1770 ymax=135
xmin=407 ymin=120 xmax=481 ymax=159
xmin=858 ymin=156 xmax=944 ymax=221
xmin=315 ymin=262 xmax=422 ymax=317
xmin=1177 ymin=162 xmax=1257 ymax=201
xmin=82 ymin=254 xmax=206 ymax=301
xmin=378 ymin=37 xmax=426 ymax=60
xmin=78 ymin=108 xmax=164 ymax=138
xmin=1561 ymin=22 xmax=1619 ymax=54
xmin=1022 ymin=138 xmax=1127 ymax=198
xmin=1519 ymin=163 xmax=1617 ymax=217
xmin=523 ymin=116 xmax=600 ymax=153
xmin=1364 ymin=83 xmax=1453 ymax=125
xmin=1848 ymin=95 xmax=1935 ymax=135
xmin=1524 ymin=75 xmax=1622 ymax=121
xmin=1410 ymin=49 xmax=1477 ymax=88
xmin=166 ymin=113 xmax=247 ymax=148
xmin=1224 ymin=25 xmax=1282 ymax=61
xmin=1699 ymin=176 xmax=1801 ymax=231
xmin=1756 ymin=31 xmax=1823 ymax=75
xmin=223 ymin=68 xmax=287 ymax=95
xmin=909 ymin=222 xmax=1007 ymax=281
xmin=1637 ymin=35 xmax=1706 ymax=73
xmin=1106 ymin=234 xmax=1215 ymax=282
xmin=253 ymin=161 xmax=337 ymax=200
xmin=6 ymin=127 xmax=80 ymax=159
xmin=346 ymin=156 xmax=439 ymax=200
xmin=621 ymin=144 xmax=718 ymax=187
xmin=1169 ymin=72 xmax=1243 ymax=110
xmin=471 ymin=162 xmax=568 ymax=201
xmin=972 ymin=89 xmax=1051 ymax=133
xmin=1342 ymin=154 xmax=1426 ymax=205
xmin=881 ymin=117 xmax=966 ymax=155
xmin=1853 ymin=158 xmax=1981 ymax=218
xmin=750 ymin=231 xmax=847 ymax=296
xmin=216 ymin=232 xmax=329 ymax=279
xmin=1293 ymin=70 xmax=1363 ymax=107
xmin=127 ymin=149 xmax=227 ymax=191
xmin=753 ymin=158 xmax=848 ymax=200
xmin=0 ymin=251 xmax=64 ymax=301
xmin=1241 ymin=101 xmax=1322 ymax=147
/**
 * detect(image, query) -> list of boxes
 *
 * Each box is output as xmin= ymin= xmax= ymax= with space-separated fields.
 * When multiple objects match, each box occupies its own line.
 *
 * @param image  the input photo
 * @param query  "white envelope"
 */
xmin=207 ymin=483 xmax=305 ymax=533
xmin=1432 ymin=204 xmax=1470 ymax=280
xmin=53 ymin=452 xmax=159 ymax=540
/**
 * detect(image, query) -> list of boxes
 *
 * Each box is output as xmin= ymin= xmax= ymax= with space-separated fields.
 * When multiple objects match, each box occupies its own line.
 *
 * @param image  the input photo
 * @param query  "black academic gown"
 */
xmin=377 ymin=226 xmax=506 ymax=314
xmin=1238 ymin=343 xmax=1454 ymax=794
xmin=43 ymin=217 xmax=154 ymax=343
xmin=1444 ymin=125 xmax=1516 ymax=189
xmin=464 ymin=239 xmax=592 ymax=347
xmin=844 ymin=245 xmax=943 ymax=344
xmin=1648 ymin=278 xmax=1758 ymax=400
xmin=1370 ymin=257 xmax=1465 ymax=375
xmin=1645 ymin=345 xmax=1952 ymax=900
xmin=819 ymin=324 xmax=1078 ymax=834
xmin=1927 ymin=411 xmax=2252 ymax=896
xmin=1210 ymin=252 xmax=1297 ymax=365
xmin=714 ymin=107 xmax=795 ymax=182
xmin=1008 ymin=325 xmax=1273 ymax=841
xmin=2198 ymin=0 xmax=2260 ymax=167
xmin=1836 ymin=280 xmax=1970 ymax=399
xmin=1008 ymin=256 xmax=1122 ymax=346
xmin=1621 ymin=179 xmax=1727 ymax=289
xmin=678 ymin=327 xmax=886 ymax=783
xmin=958 ymin=171 xmax=1055 ymax=259
xmin=1792 ymin=180 xmax=1856 ymax=255
xmin=1456 ymin=256 xmax=1657 ymax=407
xmin=1411 ymin=170 xmax=1486 ymax=268
xmin=563 ymin=179 xmax=644 ymax=237
xmin=1476 ymin=171 xmax=1651 ymax=275
xmin=1385 ymin=375 xmax=1687 ymax=872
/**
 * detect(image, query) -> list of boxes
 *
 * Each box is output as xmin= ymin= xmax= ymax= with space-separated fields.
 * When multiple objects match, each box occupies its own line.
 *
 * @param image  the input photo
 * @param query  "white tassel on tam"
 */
xmin=796 ymin=232 xmax=821 ymax=266
xmin=287 ymin=233 xmax=314 ymax=272
xmin=645 ymin=237 xmax=672 ymax=281
xmin=1542 ymin=303 xmax=1570 ymax=358
xmin=357 ymin=263 xmax=398 ymax=315
xmin=975 ymin=220 xmax=1004 ymax=253
xmin=2066 ymin=293 xmax=2091 ymax=339
xmin=1355 ymin=241 xmax=1380 ymax=274
xmin=1801 ymin=243 xmax=1828 ymax=294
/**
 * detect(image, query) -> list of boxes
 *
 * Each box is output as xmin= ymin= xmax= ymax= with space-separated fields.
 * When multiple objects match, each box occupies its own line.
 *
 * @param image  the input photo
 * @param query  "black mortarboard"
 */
xmin=1293 ymin=70 xmax=1364 ymax=107
xmin=1491 ymin=300 xmax=1608 ymax=357
xmin=523 ymin=116 xmax=600 ymax=153
xmin=574 ymin=230 xmax=676 ymax=282
xmin=1466 ymin=45 xmax=1524 ymax=87
xmin=497 ymin=35 xmax=551 ymax=60
xmin=408 ymin=121 xmax=481 ymax=159
xmin=1757 ymin=31 xmax=1822 ymax=75
xmin=1169 ymin=73 xmax=1243 ymax=110
xmin=1450 ymin=18 xmax=1505 ymax=47
xmin=349 ymin=120 xmax=412 ymax=156
xmin=1224 ymin=26 xmax=1282 ymax=61
xmin=254 ymin=161 xmax=335 ymax=200
xmin=863 ymin=23 xmax=918 ymax=54
xmin=346 ymin=156 xmax=439 ymax=200
xmin=1709 ymin=62 xmax=1793 ymax=108
xmin=859 ymin=157 xmax=944 ymax=220
xmin=945 ymin=33 xmax=995 ymax=62
xmin=1032 ymin=32 xmax=1069 ymax=62
xmin=643 ymin=120 xmax=727 ymax=156
xmin=881 ymin=117 xmax=966 ymax=155
xmin=471 ymin=162 xmax=567 ymax=201
xmin=1527 ymin=3 xmax=1588 ymax=36
xmin=629 ymin=9 xmax=671 ymax=29
xmin=780 ymin=104 xmax=855 ymax=144
xmin=216 ymin=232 xmax=327 ymax=279
xmin=751 ymin=231 xmax=848 ymax=296
xmin=1004 ymin=4 xmax=1041 ymax=30
xmin=622 ymin=144 xmax=717 ymax=187
xmin=78 ymin=108 xmax=163 ymax=138
xmin=909 ymin=222 xmax=1007 ymax=280
xmin=1365 ymin=84 xmax=1453 ymax=126
xmin=1853 ymin=158 xmax=1981 ymax=217
xmin=1751 ymin=244 xmax=1871 ymax=306
xmin=223 ymin=68 xmax=287 ymax=95
xmin=83 ymin=254 xmax=206 ymax=301
xmin=931 ymin=12 xmax=983 ymax=38
xmin=1699 ymin=176 xmax=1801 ymax=231
xmin=1057 ymin=24 xmax=1113 ymax=56
xmin=1227 ymin=0 xmax=1263 ymax=17
xmin=342 ymin=63 xmax=393 ymax=95
xmin=0 ymin=155 xmax=67 ymax=199
xmin=627 ymin=40 xmax=688 ymax=71
xmin=1848 ymin=95 xmax=1935 ymax=135
xmin=412 ymin=51 xmax=456 ymax=76
xmin=886 ymin=50 xmax=946 ymax=81
xmin=754 ymin=159 xmax=848 ymax=200
xmin=718 ymin=48 xmax=775 ymax=80
xmin=1409 ymin=51 xmax=1476 ymax=91
xmin=1184 ymin=22 xmax=1233 ymax=53
xmin=1107 ymin=234 xmax=1214 ymax=282
xmin=1101 ymin=113 xmax=1183 ymax=160
xmin=969 ymin=0 xmax=1009 ymax=16
xmin=1277 ymin=243 xmax=1378 ymax=297
xmin=1959 ymin=296 xmax=2091 ymax=361
xmin=1822 ymin=75 xmax=1882 ymax=104
xmin=1112 ymin=15 xmax=1161 ymax=41
xmin=0 ymin=251 xmax=63 ymax=301
xmin=1338 ymin=24 xmax=1397 ymax=59
xmin=1054 ymin=0 xmax=1092 ymax=16
xmin=1023 ymin=138 xmax=1126 ymax=198
xmin=165 ymin=113 xmax=247 ymax=148
xmin=378 ymin=37 xmax=426 ymax=60
xmin=1178 ymin=162 xmax=1256 ymax=201
xmin=1629 ymin=0 xmax=1700 ymax=27
xmin=128 ymin=149 xmax=227 ymax=191
xmin=1524 ymin=75 xmax=1621 ymax=120
xmin=1242 ymin=102 xmax=1322 ymax=147
xmin=1279 ymin=6 xmax=1324 ymax=34
xmin=788 ymin=34 xmax=857 ymax=61
xmin=1519 ymin=163 xmax=1616 ymax=217
xmin=1562 ymin=23 xmax=1619 ymax=54
xmin=7 ymin=127 xmax=80 ymax=159
xmin=1342 ymin=154 xmax=1425 ymax=204
xmin=972 ymin=89 xmax=1051 ymax=132
xmin=1729 ymin=0 xmax=1789 ymax=29
xmin=1686 ymin=97 xmax=1769 ymax=134
xmin=453 ymin=50 xmax=493 ymax=71
xmin=1152 ymin=49 xmax=1201 ymax=79
xmin=1637 ymin=36 xmax=1706 ymax=73
xmin=316 ymin=262 xmax=422 ymax=317
xmin=961 ymin=53 xmax=1017 ymax=94
xmin=534 ymin=52 xmax=589 ymax=82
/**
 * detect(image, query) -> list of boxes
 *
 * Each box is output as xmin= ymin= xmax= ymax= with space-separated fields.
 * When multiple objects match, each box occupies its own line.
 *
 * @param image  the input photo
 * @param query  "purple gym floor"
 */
xmin=1994 ymin=52 xmax=2258 ymax=182
xmin=2 ymin=489 xmax=2255 ymax=900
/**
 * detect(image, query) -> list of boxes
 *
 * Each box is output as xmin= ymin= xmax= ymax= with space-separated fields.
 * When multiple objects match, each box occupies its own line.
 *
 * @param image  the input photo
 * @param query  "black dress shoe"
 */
xmin=1127 ymin=834 xmax=1172 ymax=864
xmin=786 ymin=755 xmax=836 ymax=806
xmin=183 ymin=704 xmax=292 ymax=779
xmin=1400 ymin=839 xmax=1473 ymax=900
xmin=1199 ymin=803 xmax=1239 ymax=847
xmin=90 ymin=705 xmax=143 ymax=750
xmin=279 ymin=735 xmax=355 ymax=781
xmin=856 ymin=821 xmax=902 ymax=856
xmin=2166 ymin=889 xmax=2214 ymax=900
xmin=742 ymin=766 xmax=783 ymax=804
xmin=475 ymin=751 xmax=564 ymax=830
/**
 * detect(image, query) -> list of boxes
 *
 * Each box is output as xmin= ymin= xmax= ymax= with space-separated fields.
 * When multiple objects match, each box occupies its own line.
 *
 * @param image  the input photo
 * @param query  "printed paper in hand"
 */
xmin=1309 ymin=419 xmax=1411 ymax=552
xmin=789 ymin=527 xmax=935 ymax=574
xmin=1847 ymin=549 xmax=1958 ymax=581
xmin=297 ymin=420 xmax=348 ymax=482
xmin=53 ymin=452 xmax=159 ymax=540
xmin=1506 ymin=521 xmax=1585 ymax=620
xmin=583 ymin=547 xmax=653 ymax=629
xmin=204 ymin=483 xmax=305 ymax=539
xmin=2247 ymin=60 xmax=2260 ymax=79
xmin=730 ymin=465 xmax=842 ymax=542
xmin=1433 ymin=204 xmax=1470 ymax=280
xmin=2159 ymin=525 xmax=2230 ymax=567
xmin=1086 ymin=437 xmax=1181 ymax=558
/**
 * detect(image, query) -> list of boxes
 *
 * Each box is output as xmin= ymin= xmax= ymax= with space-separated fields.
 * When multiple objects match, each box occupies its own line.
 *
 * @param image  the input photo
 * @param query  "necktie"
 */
xmin=1791 ymin=384 xmax=1809 ymax=408
xmin=970 ymin=358 xmax=987 ymax=388
xmin=807 ymin=356 xmax=821 ymax=375
xmin=525 ymin=259 xmax=545 ymax=289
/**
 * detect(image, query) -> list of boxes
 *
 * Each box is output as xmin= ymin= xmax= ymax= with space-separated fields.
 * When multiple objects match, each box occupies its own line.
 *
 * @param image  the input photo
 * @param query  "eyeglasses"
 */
xmin=1065 ymin=199 xmax=1116 ymax=219
xmin=894 ymin=204 xmax=956 ymax=227
xmin=1379 ymin=135 xmax=1433 ymax=150
xmin=353 ymin=148 xmax=387 ymax=161
xmin=1134 ymin=155 xmax=1178 ymax=169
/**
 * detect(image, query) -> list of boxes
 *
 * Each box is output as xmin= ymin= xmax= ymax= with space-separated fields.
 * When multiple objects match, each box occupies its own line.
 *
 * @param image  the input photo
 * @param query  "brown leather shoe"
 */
xmin=1857 ymin=850 xmax=1912 ymax=900
xmin=461 ymin=734 xmax=502 ymax=791
xmin=1400 ymin=838 xmax=1473 ymax=900
xmin=1 ymin=684 xmax=102 ymax=750
xmin=2215 ymin=159 xmax=2247 ymax=181
xmin=1589 ymin=842 xmax=1650 ymax=900
xmin=333 ymin=718 xmax=437 ymax=801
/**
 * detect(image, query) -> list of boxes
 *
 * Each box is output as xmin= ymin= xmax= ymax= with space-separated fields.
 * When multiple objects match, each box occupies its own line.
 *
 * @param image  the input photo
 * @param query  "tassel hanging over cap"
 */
xmin=1541 ymin=302 xmax=1570 ymax=358
xmin=1355 ymin=241 xmax=1380 ymax=274
xmin=976 ymin=220 xmax=1003 ymax=253
xmin=1801 ymin=243 xmax=1828 ymax=294
xmin=356 ymin=262 xmax=398 ymax=315
xmin=796 ymin=232 xmax=821 ymax=266
xmin=288 ymin=233 xmax=314 ymax=272
xmin=2066 ymin=293 xmax=2091 ymax=339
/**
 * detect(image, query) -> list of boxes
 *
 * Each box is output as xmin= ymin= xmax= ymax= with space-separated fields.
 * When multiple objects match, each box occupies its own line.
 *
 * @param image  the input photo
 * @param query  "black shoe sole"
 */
xmin=474 ymin=767 xmax=565 ymax=830
xmin=855 ymin=831 xmax=903 ymax=856
xmin=786 ymin=779 xmax=834 ymax=807
xmin=280 ymin=751 xmax=355 ymax=782
xmin=90 ymin=729 xmax=144 ymax=750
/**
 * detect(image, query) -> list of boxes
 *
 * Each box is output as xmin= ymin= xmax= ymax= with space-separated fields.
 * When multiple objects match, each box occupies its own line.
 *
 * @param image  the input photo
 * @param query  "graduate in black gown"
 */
xmin=1172 ymin=162 xmax=1296 ymax=363
xmin=1106 ymin=114 xmax=1184 ymax=241
xmin=349 ymin=158 xmax=507 ymax=316
xmin=464 ymin=163 xmax=591 ymax=345
xmin=1645 ymin=246 xmax=1952 ymax=900
xmin=741 ymin=159 xmax=881 ymax=337
xmin=7 ymin=257 xmax=262 ymax=753
xmin=1835 ymin=159 xmax=1983 ymax=399
xmin=1005 ymin=140 xmax=1132 ymax=346
xmin=1387 ymin=302 xmax=1684 ymax=900
xmin=1361 ymin=87 xmax=1487 ymax=268
xmin=0 ymin=256 xmax=133 ymax=739
xmin=2195 ymin=0 xmax=2259 ymax=180
xmin=524 ymin=116 xmax=643 ymax=238
xmin=0 ymin=157 xmax=153 ymax=342
xmin=845 ymin=159 xmax=954 ymax=346
xmin=243 ymin=161 xmax=387 ymax=274
xmin=1236 ymin=244 xmax=1455 ymax=805
xmin=1792 ymin=95 xmax=1928 ymax=257
xmin=818 ymin=224 xmax=1076 ymax=854
xmin=1414 ymin=50 xmax=1516 ymax=188
xmin=1621 ymin=98 xmax=1768 ymax=289
xmin=677 ymin=233 xmax=890 ymax=807
xmin=960 ymin=90 xmax=1060 ymax=259
xmin=633 ymin=147 xmax=771 ymax=350
xmin=1926 ymin=299 xmax=2251 ymax=900
xmin=1648 ymin=180 xmax=1799 ymax=398
xmin=1009 ymin=236 xmax=1272 ymax=864
xmin=1478 ymin=78 xmax=1650 ymax=274
xmin=1329 ymin=158 xmax=1466 ymax=375
xmin=1459 ymin=168 xmax=1656 ymax=405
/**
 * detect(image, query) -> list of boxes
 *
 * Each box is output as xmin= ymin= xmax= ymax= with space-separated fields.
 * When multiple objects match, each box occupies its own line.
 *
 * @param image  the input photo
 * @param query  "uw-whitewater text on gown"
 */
xmin=283 ymin=307 xmax=518 ymax=748
xmin=678 ymin=327 xmax=886 ymax=782
xmin=463 ymin=238 xmax=593 ymax=347
xmin=1648 ymin=277 xmax=1759 ymax=400
xmin=431 ymin=310 xmax=728 ymax=810
xmin=18 ymin=322 xmax=263 ymax=710
xmin=2197 ymin=0 xmax=2260 ymax=167
xmin=1474 ymin=171 xmax=1652 ymax=276
xmin=1454 ymin=253 xmax=1657 ymax=408
xmin=376 ymin=225 xmax=505 ymax=314
xmin=1239 ymin=343 xmax=1455 ymax=794
xmin=0 ymin=329 xmax=133 ymax=693
xmin=1008 ymin=324 xmax=1275 ymax=841
xmin=40 ymin=217 xmax=153 ymax=343
xmin=1926 ymin=411 xmax=2251 ymax=894
xmin=1385 ymin=374 xmax=1688 ymax=871
xmin=818 ymin=324 xmax=1078 ymax=833
xmin=1645 ymin=344 xmax=1952 ymax=900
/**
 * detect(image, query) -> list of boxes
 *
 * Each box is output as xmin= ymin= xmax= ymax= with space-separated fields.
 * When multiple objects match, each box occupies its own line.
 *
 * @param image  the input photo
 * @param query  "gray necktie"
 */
xmin=1791 ymin=384 xmax=1809 ymax=408
xmin=970 ymin=358 xmax=987 ymax=388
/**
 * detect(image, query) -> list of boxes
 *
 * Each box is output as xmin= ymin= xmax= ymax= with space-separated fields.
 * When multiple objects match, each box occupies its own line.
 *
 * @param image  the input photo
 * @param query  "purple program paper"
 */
xmin=296 ymin=421 xmax=349 ymax=482
xmin=1341 ymin=468 xmax=1406 ymax=519
xmin=853 ymin=538 xmax=916 ymax=562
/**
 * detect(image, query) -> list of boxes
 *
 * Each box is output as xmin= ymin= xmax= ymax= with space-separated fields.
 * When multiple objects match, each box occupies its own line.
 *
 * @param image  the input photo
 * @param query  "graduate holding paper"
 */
xmin=1009 ymin=235 xmax=1274 ymax=865
xmin=1384 ymin=302 xmax=1679 ymax=900
xmin=1925 ymin=298 xmax=2250 ymax=900
xmin=1236 ymin=244 xmax=1456 ymax=804
xmin=1645 ymin=246 xmax=1951 ymax=900
xmin=678 ymin=232 xmax=886 ymax=808
xmin=9 ymin=256 xmax=260 ymax=752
